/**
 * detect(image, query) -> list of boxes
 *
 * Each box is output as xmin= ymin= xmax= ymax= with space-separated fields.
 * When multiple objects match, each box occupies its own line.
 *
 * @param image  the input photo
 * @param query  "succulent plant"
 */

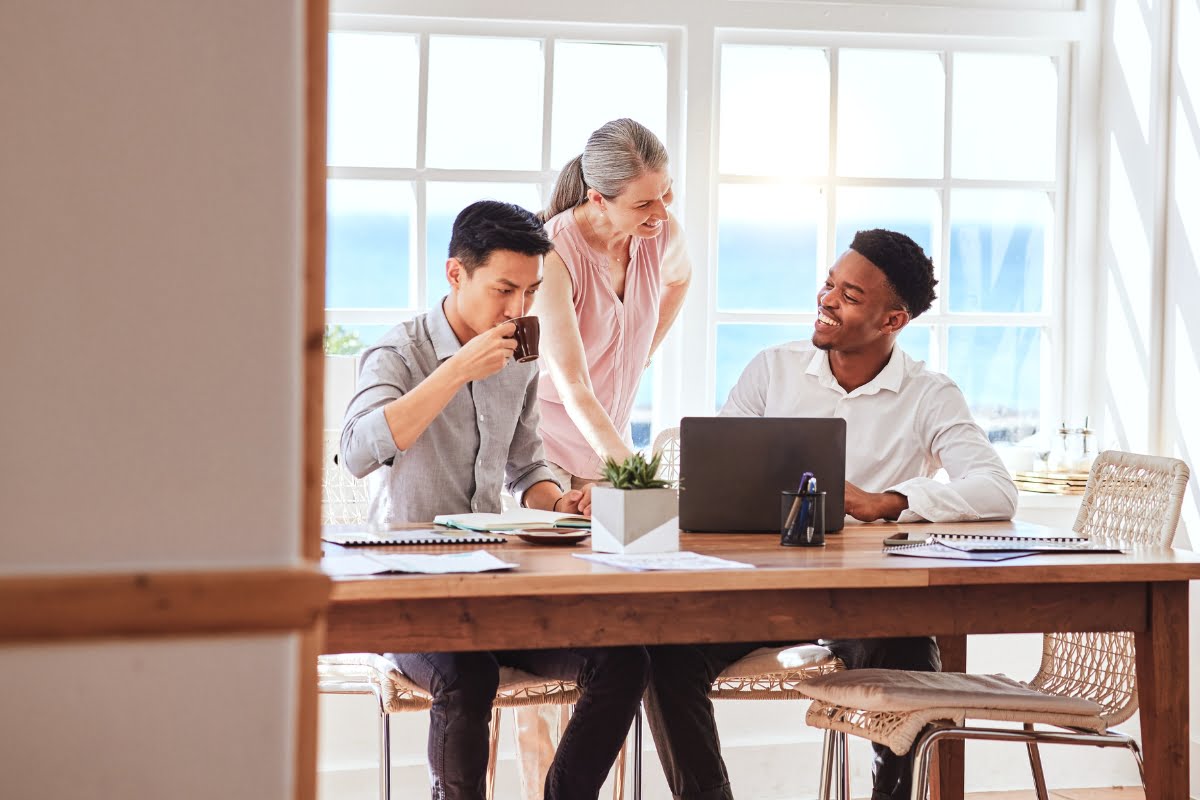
xmin=600 ymin=452 xmax=672 ymax=490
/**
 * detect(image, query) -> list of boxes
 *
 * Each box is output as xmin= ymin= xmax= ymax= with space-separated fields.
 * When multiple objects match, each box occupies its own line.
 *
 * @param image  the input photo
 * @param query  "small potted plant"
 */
xmin=590 ymin=452 xmax=679 ymax=554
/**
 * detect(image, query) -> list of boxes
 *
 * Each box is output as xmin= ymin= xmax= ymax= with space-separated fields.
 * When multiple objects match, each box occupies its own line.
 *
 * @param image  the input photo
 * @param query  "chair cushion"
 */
xmin=718 ymin=644 xmax=838 ymax=679
xmin=801 ymin=668 xmax=1103 ymax=716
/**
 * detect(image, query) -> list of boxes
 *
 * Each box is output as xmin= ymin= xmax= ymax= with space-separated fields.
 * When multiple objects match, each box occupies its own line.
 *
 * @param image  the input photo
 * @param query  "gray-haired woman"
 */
xmin=532 ymin=118 xmax=692 ymax=489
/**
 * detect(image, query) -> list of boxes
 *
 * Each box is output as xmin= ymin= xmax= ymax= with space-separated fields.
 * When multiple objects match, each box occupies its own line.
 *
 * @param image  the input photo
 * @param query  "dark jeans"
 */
xmin=644 ymin=637 xmax=941 ymax=800
xmin=387 ymin=646 xmax=650 ymax=800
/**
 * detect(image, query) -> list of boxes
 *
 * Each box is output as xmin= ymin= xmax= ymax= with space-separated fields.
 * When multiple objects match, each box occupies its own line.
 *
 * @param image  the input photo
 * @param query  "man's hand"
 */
xmin=556 ymin=484 xmax=594 ymax=517
xmin=447 ymin=321 xmax=518 ymax=383
xmin=844 ymin=481 xmax=908 ymax=522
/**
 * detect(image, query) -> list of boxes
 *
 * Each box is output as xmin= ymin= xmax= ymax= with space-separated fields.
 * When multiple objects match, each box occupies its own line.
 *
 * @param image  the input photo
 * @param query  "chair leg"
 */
xmin=633 ymin=702 xmax=643 ymax=800
xmin=1023 ymin=724 xmax=1051 ymax=800
xmin=372 ymin=686 xmax=391 ymax=800
xmin=1126 ymin=737 xmax=1147 ymax=789
xmin=817 ymin=730 xmax=835 ymax=800
xmin=909 ymin=730 xmax=939 ymax=800
xmin=835 ymin=732 xmax=850 ymax=800
xmin=486 ymin=708 xmax=502 ymax=800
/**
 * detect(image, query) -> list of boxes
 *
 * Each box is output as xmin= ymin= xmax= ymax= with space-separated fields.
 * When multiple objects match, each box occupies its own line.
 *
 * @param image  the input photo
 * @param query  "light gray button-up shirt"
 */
xmin=340 ymin=300 xmax=560 ymax=523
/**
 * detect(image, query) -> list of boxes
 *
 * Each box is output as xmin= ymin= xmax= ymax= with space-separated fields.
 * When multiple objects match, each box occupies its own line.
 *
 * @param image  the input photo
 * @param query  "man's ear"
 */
xmin=882 ymin=308 xmax=910 ymax=335
xmin=446 ymin=258 xmax=464 ymax=290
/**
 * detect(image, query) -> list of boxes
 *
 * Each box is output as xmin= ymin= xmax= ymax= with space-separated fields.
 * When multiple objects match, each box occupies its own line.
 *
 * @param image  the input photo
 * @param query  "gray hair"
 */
xmin=541 ymin=118 xmax=668 ymax=221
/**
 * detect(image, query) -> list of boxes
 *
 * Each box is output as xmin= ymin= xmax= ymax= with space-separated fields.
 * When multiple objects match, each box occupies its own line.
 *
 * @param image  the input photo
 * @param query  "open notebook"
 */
xmin=434 ymin=508 xmax=590 ymax=532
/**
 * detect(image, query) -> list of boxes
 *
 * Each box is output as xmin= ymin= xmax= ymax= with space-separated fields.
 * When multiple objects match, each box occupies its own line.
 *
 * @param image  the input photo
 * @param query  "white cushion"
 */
xmin=718 ymin=644 xmax=838 ymax=679
xmin=801 ymin=668 xmax=1103 ymax=716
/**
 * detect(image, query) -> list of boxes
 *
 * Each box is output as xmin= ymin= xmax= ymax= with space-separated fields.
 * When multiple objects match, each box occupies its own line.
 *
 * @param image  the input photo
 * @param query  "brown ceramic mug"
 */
xmin=508 ymin=315 xmax=540 ymax=363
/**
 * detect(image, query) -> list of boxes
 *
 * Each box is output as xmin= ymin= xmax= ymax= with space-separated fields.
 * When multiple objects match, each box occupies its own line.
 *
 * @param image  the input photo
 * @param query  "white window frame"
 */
xmin=325 ymin=15 xmax=683 ymax=326
xmin=328 ymin=0 xmax=1097 ymax=447
xmin=704 ymin=30 xmax=1073 ymax=437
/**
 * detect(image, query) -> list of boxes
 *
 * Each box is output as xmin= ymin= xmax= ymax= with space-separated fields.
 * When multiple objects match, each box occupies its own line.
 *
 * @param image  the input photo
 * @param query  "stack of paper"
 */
xmin=324 ymin=550 xmax=518 ymax=575
xmin=1014 ymin=471 xmax=1090 ymax=495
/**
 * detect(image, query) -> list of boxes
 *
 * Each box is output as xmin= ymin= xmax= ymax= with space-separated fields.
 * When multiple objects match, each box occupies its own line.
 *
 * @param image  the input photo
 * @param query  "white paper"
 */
xmin=324 ymin=550 xmax=518 ymax=575
xmin=573 ymin=551 xmax=755 ymax=572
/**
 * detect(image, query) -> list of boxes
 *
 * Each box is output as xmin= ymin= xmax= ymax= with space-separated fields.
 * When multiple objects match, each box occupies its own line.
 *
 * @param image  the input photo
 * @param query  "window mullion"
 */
xmin=414 ymin=32 xmax=431 ymax=311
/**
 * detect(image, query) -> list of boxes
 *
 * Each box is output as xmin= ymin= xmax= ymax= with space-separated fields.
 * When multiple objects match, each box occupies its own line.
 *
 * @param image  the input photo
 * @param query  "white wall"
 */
xmin=0 ymin=1 xmax=306 ymax=797
xmin=1094 ymin=0 xmax=1200 ymax=795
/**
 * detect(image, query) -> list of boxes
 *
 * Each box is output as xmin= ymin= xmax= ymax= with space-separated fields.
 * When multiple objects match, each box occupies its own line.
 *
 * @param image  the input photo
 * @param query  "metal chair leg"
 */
xmin=486 ymin=708 xmax=502 ymax=800
xmin=1023 ymin=724 xmax=1051 ymax=800
xmin=633 ymin=703 xmax=643 ymax=800
xmin=372 ymin=684 xmax=391 ymax=800
xmin=835 ymin=732 xmax=850 ymax=800
xmin=817 ymin=729 xmax=835 ymax=800
xmin=1126 ymin=737 xmax=1146 ymax=789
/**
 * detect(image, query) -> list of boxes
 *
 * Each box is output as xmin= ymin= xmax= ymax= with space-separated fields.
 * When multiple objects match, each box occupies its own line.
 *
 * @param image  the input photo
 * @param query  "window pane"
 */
xmin=327 ymin=180 xmax=412 ymax=308
xmin=426 ymin=183 xmax=543 ymax=307
xmin=324 ymin=324 xmax=393 ymax=356
xmin=715 ymin=324 xmax=807 ymax=410
xmin=720 ymin=45 xmax=830 ymax=176
xmin=897 ymin=326 xmax=931 ymax=364
xmin=949 ymin=190 xmax=1050 ymax=313
xmin=717 ymin=184 xmax=822 ymax=312
xmin=427 ymin=37 xmax=543 ymax=169
xmin=947 ymin=326 xmax=1041 ymax=442
xmin=327 ymin=32 xmax=417 ymax=168
xmin=838 ymin=50 xmax=944 ymax=178
xmin=952 ymin=53 xmax=1057 ymax=181
xmin=834 ymin=188 xmax=939 ymax=260
xmin=632 ymin=370 xmax=653 ymax=450
xmin=552 ymin=42 xmax=668 ymax=169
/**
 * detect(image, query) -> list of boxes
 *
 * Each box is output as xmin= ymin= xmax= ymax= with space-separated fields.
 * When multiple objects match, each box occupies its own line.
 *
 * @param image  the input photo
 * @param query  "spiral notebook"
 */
xmin=886 ymin=533 xmax=1125 ymax=561
xmin=322 ymin=526 xmax=505 ymax=546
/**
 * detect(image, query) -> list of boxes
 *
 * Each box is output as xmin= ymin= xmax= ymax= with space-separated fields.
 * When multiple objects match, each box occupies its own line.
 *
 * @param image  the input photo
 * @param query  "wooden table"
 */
xmin=323 ymin=521 xmax=1200 ymax=799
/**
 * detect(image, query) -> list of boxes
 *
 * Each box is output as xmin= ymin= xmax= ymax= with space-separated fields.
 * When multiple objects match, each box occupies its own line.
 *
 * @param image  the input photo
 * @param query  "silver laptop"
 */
xmin=678 ymin=417 xmax=847 ymax=533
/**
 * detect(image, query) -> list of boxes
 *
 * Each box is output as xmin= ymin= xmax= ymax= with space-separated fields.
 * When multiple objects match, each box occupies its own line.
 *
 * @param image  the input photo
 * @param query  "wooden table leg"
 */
xmin=930 ymin=635 xmax=966 ymax=800
xmin=1135 ymin=581 xmax=1189 ymax=797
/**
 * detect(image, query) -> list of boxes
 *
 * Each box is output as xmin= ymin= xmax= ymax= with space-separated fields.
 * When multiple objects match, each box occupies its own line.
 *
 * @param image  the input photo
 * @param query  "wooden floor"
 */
xmin=956 ymin=789 xmax=1142 ymax=799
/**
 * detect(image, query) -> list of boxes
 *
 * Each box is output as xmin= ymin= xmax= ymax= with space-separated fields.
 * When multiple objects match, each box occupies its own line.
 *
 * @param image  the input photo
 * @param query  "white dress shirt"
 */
xmin=720 ymin=339 xmax=1018 ymax=523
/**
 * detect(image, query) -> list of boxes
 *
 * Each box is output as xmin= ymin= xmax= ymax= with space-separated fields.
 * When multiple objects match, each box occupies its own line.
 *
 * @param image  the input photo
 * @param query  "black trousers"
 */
xmin=644 ymin=637 xmax=941 ymax=800
xmin=387 ymin=646 xmax=650 ymax=800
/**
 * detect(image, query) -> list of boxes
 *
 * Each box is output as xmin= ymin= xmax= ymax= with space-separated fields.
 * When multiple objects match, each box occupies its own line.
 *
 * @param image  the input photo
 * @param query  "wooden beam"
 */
xmin=0 ymin=568 xmax=330 ymax=643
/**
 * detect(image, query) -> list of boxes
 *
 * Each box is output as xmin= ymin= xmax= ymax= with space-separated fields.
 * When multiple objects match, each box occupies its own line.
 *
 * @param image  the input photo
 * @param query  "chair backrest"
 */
xmin=322 ymin=428 xmax=371 ymax=525
xmin=1072 ymin=450 xmax=1190 ymax=546
xmin=1030 ymin=449 xmax=1189 ymax=726
xmin=651 ymin=426 xmax=680 ymax=482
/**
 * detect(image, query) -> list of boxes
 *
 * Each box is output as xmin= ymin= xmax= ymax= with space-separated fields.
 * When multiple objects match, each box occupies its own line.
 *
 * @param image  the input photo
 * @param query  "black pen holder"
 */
xmin=780 ymin=490 xmax=826 ymax=547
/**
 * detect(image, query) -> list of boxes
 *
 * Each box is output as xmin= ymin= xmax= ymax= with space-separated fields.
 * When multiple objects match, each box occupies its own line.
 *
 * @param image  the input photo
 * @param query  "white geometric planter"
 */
xmin=590 ymin=486 xmax=679 ymax=554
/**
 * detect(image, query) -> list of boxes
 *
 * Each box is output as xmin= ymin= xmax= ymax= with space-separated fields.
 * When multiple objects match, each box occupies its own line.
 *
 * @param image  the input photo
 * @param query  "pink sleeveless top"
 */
xmin=537 ymin=208 xmax=668 ymax=479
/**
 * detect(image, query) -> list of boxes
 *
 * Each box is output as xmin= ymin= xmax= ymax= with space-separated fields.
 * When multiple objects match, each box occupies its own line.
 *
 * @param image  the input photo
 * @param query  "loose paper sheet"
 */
xmin=573 ymin=551 xmax=755 ymax=572
xmin=324 ymin=550 xmax=519 ymax=575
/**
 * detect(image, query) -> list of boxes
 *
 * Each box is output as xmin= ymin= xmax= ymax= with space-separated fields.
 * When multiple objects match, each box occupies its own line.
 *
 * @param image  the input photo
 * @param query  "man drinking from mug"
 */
xmin=340 ymin=199 xmax=648 ymax=800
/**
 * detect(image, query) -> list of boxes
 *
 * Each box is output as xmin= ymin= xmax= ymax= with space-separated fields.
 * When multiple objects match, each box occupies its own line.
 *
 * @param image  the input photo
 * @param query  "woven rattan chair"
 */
xmin=801 ymin=449 xmax=1190 ymax=800
xmin=317 ymin=653 xmax=580 ymax=800
xmin=318 ymin=429 xmax=592 ymax=799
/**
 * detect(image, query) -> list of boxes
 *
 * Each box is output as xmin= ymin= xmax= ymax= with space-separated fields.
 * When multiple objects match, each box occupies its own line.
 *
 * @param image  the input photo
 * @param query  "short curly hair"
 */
xmin=849 ymin=229 xmax=938 ymax=318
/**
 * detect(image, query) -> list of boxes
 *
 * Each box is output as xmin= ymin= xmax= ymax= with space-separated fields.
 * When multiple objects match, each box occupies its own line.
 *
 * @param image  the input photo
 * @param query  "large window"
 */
xmin=712 ymin=38 xmax=1065 ymax=442
xmin=324 ymin=5 xmax=1080 ymax=451
xmin=324 ymin=20 xmax=678 ymax=447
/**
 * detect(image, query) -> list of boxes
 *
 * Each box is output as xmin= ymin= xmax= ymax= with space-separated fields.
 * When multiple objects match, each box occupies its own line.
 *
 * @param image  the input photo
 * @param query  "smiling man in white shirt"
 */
xmin=644 ymin=229 xmax=1018 ymax=800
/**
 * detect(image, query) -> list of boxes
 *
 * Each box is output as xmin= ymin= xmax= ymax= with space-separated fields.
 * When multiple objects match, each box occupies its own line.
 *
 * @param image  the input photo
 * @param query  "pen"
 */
xmin=804 ymin=476 xmax=818 ymax=543
xmin=783 ymin=472 xmax=815 ymax=532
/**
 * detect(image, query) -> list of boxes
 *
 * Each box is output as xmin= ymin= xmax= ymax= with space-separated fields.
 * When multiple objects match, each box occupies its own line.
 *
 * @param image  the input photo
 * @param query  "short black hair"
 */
xmin=849 ymin=229 xmax=938 ymax=318
xmin=448 ymin=200 xmax=554 ymax=275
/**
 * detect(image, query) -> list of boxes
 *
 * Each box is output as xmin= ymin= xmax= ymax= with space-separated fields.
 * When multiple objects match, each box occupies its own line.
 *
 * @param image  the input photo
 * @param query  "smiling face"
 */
xmin=589 ymin=169 xmax=673 ymax=239
xmin=445 ymin=249 xmax=544 ymax=341
xmin=812 ymin=249 xmax=910 ymax=354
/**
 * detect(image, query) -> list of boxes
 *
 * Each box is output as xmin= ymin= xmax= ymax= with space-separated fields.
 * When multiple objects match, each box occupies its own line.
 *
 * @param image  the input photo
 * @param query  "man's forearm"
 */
xmin=381 ymin=362 xmax=467 ymax=451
